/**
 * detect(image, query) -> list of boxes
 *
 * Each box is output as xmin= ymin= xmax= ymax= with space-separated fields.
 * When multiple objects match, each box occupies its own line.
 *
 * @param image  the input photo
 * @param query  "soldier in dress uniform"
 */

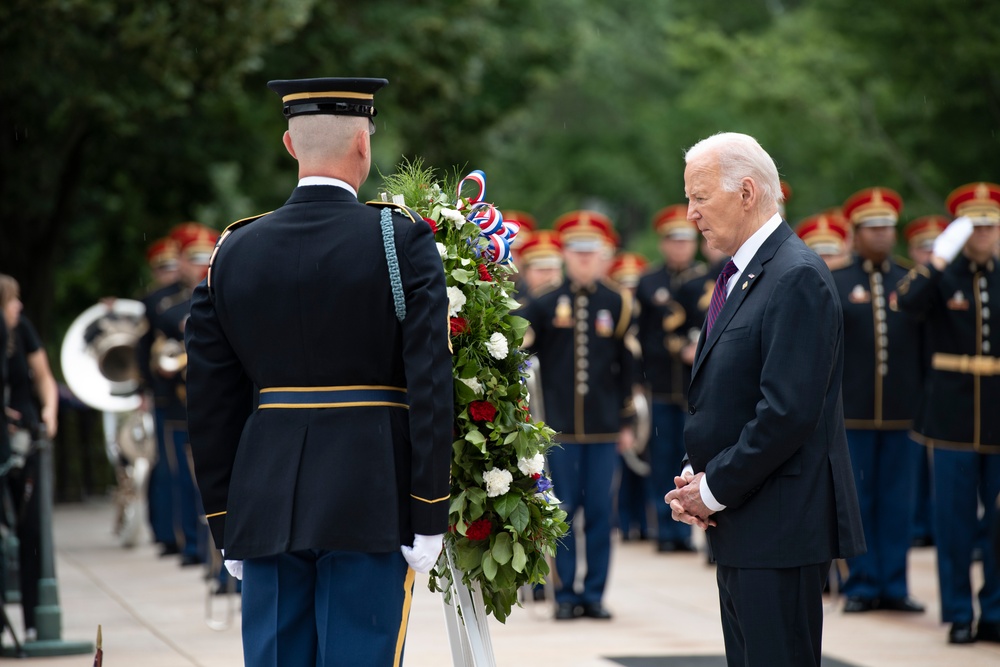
xmin=185 ymin=77 xmax=453 ymax=667
xmin=519 ymin=210 xmax=635 ymax=621
xmin=516 ymin=229 xmax=563 ymax=300
xmin=904 ymin=215 xmax=949 ymax=549
xmin=833 ymin=187 xmax=926 ymax=614
xmin=608 ymin=252 xmax=651 ymax=542
xmin=634 ymin=205 xmax=706 ymax=553
xmin=137 ymin=236 xmax=184 ymax=556
xmin=897 ymin=181 xmax=1000 ymax=645
xmin=161 ymin=222 xmax=218 ymax=567
xmin=795 ymin=210 xmax=850 ymax=271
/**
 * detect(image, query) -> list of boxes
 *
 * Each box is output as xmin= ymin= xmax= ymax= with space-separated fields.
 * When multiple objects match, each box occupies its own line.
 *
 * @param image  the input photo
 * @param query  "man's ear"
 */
xmin=740 ymin=177 xmax=757 ymax=210
xmin=356 ymin=128 xmax=369 ymax=160
xmin=282 ymin=131 xmax=296 ymax=159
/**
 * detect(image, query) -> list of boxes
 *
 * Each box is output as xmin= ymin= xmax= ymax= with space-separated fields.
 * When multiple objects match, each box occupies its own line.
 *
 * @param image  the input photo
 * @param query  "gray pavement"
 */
xmin=5 ymin=499 xmax=1000 ymax=666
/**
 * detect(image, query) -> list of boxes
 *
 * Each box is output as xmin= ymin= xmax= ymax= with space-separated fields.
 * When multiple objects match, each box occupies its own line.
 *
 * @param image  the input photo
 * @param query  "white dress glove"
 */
xmin=221 ymin=549 xmax=243 ymax=580
xmin=932 ymin=216 xmax=974 ymax=263
xmin=400 ymin=533 xmax=444 ymax=574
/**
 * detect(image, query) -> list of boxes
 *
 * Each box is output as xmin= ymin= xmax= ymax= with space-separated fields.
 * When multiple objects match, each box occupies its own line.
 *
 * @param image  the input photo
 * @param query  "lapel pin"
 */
xmin=747 ymin=273 xmax=756 ymax=279
xmin=742 ymin=281 xmax=748 ymax=290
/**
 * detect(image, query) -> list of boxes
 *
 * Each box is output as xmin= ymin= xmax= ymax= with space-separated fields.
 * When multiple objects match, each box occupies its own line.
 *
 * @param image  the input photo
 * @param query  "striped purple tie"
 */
xmin=705 ymin=260 xmax=739 ymax=336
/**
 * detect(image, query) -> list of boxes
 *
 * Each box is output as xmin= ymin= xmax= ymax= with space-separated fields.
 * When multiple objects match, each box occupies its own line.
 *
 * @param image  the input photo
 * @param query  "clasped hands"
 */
xmin=664 ymin=471 xmax=717 ymax=530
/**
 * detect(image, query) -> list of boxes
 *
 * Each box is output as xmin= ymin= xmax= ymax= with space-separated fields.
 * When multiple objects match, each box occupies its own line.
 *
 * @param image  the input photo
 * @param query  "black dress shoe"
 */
xmin=911 ymin=535 xmax=935 ymax=548
xmin=843 ymin=597 xmax=876 ymax=613
xmin=532 ymin=586 xmax=547 ymax=602
xmin=580 ymin=603 xmax=612 ymax=620
xmin=158 ymin=543 xmax=180 ymax=557
xmin=976 ymin=621 xmax=1000 ymax=643
xmin=672 ymin=540 xmax=696 ymax=553
xmin=949 ymin=622 xmax=975 ymax=644
xmin=878 ymin=596 xmax=925 ymax=613
xmin=554 ymin=602 xmax=580 ymax=620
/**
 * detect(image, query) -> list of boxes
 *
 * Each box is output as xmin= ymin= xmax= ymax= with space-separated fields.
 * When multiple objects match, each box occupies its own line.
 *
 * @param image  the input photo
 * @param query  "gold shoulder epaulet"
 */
xmin=894 ymin=255 xmax=915 ymax=270
xmin=532 ymin=279 xmax=563 ymax=299
xmin=364 ymin=200 xmax=422 ymax=224
xmin=208 ymin=212 xmax=271 ymax=291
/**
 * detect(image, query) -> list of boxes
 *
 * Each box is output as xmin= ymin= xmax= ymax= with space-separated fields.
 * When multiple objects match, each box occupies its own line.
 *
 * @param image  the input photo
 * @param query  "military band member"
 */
xmin=137 ymin=236 xmax=184 ymax=556
xmin=897 ymin=181 xmax=1000 ymax=645
xmin=634 ymin=205 xmax=705 ymax=553
xmin=520 ymin=210 xmax=635 ymax=620
xmin=516 ymin=229 xmax=564 ymax=299
xmin=185 ymin=77 xmax=453 ymax=666
xmin=795 ymin=210 xmax=850 ymax=271
xmin=904 ymin=215 xmax=949 ymax=548
xmin=834 ymin=187 xmax=926 ymax=614
xmin=609 ymin=252 xmax=651 ymax=542
xmin=505 ymin=210 xmax=538 ymax=299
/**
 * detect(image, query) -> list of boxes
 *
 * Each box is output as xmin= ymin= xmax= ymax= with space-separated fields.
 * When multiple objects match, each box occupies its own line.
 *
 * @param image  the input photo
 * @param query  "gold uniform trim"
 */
xmin=282 ymin=91 xmax=374 ymax=102
xmin=410 ymin=493 xmax=450 ymax=504
xmin=931 ymin=353 xmax=1000 ymax=376
xmin=393 ymin=567 xmax=416 ymax=667
xmin=259 ymin=385 xmax=408 ymax=393
xmin=205 ymin=510 xmax=227 ymax=519
xmin=258 ymin=401 xmax=409 ymax=410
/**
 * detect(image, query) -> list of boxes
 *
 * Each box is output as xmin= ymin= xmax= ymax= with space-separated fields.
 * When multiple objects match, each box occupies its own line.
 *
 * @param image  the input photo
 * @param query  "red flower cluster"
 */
xmin=423 ymin=216 xmax=438 ymax=234
xmin=469 ymin=400 xmax=497 ymax=422
xmin=477 ymin=264 xmax=493 ymax=282
xmin=466 ymin=518 xmax=492 ymax=541
xmin=450 ymin=317 xmax=469 ymax=335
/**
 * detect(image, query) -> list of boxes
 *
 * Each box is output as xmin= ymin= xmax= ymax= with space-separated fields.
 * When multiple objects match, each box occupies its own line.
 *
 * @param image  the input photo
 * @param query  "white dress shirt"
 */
xmin=298 ymin=176 xmax=357 ymax=198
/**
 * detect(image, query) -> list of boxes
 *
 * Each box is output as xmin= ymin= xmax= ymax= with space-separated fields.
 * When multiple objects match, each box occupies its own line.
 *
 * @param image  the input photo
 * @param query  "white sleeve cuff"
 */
xmin=700 ymin=476 xmax=726 ymax=512
xmin=682 ymin=464 xmax=693 ymax=477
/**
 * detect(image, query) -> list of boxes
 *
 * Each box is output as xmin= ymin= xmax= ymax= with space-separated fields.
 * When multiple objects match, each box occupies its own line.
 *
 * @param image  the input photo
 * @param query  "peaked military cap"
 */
xmin=267 ymin=77 xmax=388 ymax=119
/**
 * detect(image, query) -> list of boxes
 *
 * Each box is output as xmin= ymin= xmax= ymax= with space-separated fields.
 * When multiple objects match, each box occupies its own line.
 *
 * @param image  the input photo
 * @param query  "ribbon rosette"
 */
xmin=457 ymin=170 xmax=519 ymax=264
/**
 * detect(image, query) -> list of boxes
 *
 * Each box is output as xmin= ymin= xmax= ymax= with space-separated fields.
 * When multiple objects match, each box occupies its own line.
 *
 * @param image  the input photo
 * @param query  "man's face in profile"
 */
xmin=684 ymin=156 xmax=745 ymax=256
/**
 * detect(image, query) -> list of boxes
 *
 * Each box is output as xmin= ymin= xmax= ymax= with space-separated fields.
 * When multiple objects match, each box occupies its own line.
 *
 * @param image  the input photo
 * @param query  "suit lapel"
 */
xmin=690 ymin=222 xmax=794 ymax=381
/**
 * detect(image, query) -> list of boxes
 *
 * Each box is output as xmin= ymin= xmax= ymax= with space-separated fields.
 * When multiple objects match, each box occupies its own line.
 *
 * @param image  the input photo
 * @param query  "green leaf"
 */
xmin=451 ymin=268 xmax=474 ymax=284
xmin=493 ymin=493 xmax=519 ymax=520
xmin=509 ymin=501 xmax=530 ymax=534
xmin=491 ymin=532 xmax=513 ymax=565
xmin=449 ymin=490 xmax=467 ymax=517
xmin=481 ymin=552 xmax=498 ymax=581
xmin=465 ymin=429 xmax=486 ymax=445
xmin=457 ymin=544 xmax=484 ymax=572
xmin=512 ymin=542 xmax=527 ymax=573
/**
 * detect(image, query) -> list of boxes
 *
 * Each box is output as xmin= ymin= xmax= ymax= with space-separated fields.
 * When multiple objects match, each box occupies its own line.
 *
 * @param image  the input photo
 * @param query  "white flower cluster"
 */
xmin=517 ymin=453 xmax=545 ymax=476
xmin=447 ymin=286 xmax=467 ymax=317
xmin=485 ymin=332 xmax=508 ymax=360
xmin=458 ymin=377 xmax=484 ymax=395
xmin=440 ymin=208 xmax=466 ymax=226
xmin=436 ymin=242 xmax=448 ymax=258
xmin=483 ymin=467 xmax=513 ymax=498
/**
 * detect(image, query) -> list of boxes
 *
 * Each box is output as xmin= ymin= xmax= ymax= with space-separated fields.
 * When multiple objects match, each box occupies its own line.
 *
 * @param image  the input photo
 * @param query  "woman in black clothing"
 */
xmin=1 ymin=274 xmax=59 ymax=641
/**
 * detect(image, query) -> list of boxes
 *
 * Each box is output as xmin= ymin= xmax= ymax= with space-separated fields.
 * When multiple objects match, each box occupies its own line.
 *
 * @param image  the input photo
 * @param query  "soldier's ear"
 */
xmin=282 ymin=131 xmax=297 ymax=159
xmin=356 ymin=127 xmax=370 ymax=160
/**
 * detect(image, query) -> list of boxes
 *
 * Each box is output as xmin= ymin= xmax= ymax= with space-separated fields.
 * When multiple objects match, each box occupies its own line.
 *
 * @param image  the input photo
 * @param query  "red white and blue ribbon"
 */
xmin=457 ymin=170 xmax=518 ymax=264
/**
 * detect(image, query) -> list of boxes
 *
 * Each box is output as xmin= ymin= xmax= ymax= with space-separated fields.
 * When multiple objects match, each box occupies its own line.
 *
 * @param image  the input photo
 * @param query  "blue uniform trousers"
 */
xmin=844 ymin=429 xmax=917 ymax=600
xmin=912 ymin=444 xmax=934 ymax=543
xmin=616 ymin=455 xmax=650 ymax=539
xmin=242 ymin=550 xmax=413 ymax=667
xmin=148 ymin=406 xmax=176 ymax=545
xmin=547 ymin=441 xmax=617 ymax=605
xmin=933 ymin=449 xmax=1000 ymax=624
xmin=165 ymin=420 xmax=201 ymax=558
xmin=649 ymin=402 xmax=691 ymax=546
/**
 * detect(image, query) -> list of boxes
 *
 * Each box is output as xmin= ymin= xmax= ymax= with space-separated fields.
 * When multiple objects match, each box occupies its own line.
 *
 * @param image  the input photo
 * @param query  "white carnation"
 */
xmin=485 ymin=332 xmax=509 ymax=360
xmin=441 ymin=208 xmax=466 ymax=226
xmin=483 ymin=467 xmax=513 ymax=498
xmin=517 ymin=453 xmax=545 ymax=476
xmin=458 ymin=377 xmax=484 ymax=395
xmin=447 ymin=286 xmax=467 ymax=317
xmin=436 ymin=242 xmax=447 ymax=258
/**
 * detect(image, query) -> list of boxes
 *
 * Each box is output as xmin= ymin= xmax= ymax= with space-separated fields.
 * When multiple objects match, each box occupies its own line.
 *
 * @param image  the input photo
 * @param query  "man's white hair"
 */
xmin=685 ymin=132 xmax=783 ymax=207
xmin=287 ymin=114 xmax=367 ymax=163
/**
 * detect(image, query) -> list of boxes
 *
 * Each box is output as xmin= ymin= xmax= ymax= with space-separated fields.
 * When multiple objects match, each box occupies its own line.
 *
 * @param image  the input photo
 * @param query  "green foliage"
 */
xmin=382 ymin=159 xmax=567 ymax=623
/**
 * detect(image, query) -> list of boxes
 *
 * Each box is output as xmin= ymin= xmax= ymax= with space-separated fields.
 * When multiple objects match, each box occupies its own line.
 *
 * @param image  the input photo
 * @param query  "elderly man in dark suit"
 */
xmin=185 ymin=77 xmax=453 ymax=667
xmin=665 ymin=132 xmax=865 ymax=667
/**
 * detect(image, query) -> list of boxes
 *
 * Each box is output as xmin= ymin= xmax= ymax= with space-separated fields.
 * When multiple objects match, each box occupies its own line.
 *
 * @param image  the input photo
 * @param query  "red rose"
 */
xmin=450 ymin=317 xmax=469 ymax=335
xmin=466 ymin=518 xmax=492 ymax=541
xmin=422 ymin=216 xmax=438 ymax=234
xmin=469 ymin=400 xmax=497 ymax=422
xmin=477 ymin=264 xmax=493 ymax=282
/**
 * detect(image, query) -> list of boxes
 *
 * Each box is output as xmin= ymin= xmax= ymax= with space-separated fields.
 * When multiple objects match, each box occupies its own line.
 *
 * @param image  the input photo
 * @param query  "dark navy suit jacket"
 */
xmin=685 ymin=222 xmax=865 ymax=569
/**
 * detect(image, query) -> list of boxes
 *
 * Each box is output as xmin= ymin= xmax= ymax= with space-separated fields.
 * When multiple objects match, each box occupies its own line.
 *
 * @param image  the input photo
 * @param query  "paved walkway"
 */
xmin=5 ymin=499 xmax=1000 ymax=666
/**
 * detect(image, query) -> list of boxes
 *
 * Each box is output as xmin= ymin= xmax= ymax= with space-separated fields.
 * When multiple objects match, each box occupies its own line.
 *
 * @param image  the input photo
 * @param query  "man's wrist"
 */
xmin=699 ymin=476 xmax=726 ymax=512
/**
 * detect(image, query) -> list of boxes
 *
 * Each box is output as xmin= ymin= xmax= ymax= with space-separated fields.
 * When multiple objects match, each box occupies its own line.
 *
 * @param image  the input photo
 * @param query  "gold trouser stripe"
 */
xmin=204 ymin=510 xmax=226 ymax=519
xmin=931 ymin=353 xmax=1000 ymax=376
xmin=282 ymin=91 xmax=374 ymax=102
xmin=259 ymin=385 xmax=407 ymax=393
xmin=394 ymin=567 xmax=416 ymax=667
xmin=411 ymin=493 xmax=450 ymax=504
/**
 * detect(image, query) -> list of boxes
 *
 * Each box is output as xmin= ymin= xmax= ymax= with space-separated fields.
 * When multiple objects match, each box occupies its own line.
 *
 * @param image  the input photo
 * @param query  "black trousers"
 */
xmin=716 ymin=561 xmax=829 ymax=667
